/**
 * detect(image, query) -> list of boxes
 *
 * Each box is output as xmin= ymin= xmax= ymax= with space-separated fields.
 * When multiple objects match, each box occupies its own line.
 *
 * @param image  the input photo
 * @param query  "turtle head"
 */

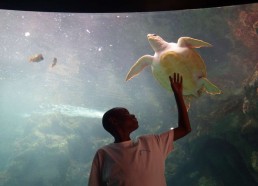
xmin=147 ymin=34 xmax=168 ymax=52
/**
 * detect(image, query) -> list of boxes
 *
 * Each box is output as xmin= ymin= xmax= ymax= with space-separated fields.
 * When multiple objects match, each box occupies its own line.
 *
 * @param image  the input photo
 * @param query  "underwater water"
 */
xmin=0 ymin=3 xmax=257 ymax=186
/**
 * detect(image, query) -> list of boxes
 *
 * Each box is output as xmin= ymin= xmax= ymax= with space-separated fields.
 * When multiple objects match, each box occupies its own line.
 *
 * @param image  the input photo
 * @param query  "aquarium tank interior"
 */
xmin=0 ymin=2 xmax=257 ymax=186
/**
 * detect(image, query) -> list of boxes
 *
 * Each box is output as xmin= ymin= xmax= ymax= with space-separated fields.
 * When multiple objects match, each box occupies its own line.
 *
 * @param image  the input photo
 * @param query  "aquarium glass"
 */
xmin=0 ymin=3 xmax=257 ymax=185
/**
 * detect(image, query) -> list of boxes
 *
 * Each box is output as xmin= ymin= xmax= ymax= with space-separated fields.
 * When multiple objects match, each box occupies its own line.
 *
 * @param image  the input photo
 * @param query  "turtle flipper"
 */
xmin=201 ymin=77 xmax=222 ymax=95
xmin=126 ymin=55 xmax=153 ymax=81
xmin=177 ymin=37 xmax=212 ymax=48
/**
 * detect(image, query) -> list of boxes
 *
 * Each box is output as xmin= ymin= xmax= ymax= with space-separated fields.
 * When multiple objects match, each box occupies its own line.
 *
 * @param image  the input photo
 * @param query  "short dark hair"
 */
xmin=102 ymin=107 xmax=124 ymax=135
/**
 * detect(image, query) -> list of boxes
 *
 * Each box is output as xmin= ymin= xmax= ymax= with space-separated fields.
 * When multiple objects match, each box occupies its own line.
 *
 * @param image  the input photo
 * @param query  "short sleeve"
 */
xmin=88 ymin=151 xmax=102 ymax=186
xmin=156 ymin=129 xmax=174 ymax=157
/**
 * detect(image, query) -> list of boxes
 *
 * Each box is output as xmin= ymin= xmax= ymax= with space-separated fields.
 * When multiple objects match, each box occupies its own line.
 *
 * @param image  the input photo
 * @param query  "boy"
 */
xmin=89 ymin=73 xmax=191 ymax=186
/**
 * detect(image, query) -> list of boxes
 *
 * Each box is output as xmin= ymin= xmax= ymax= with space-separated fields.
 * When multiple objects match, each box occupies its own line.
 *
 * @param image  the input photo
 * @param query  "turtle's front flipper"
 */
xmin=126 ymin=55 xmax=153 ymax=81
xmin=201 ymin=77 xmax=222 ymax=95
xmin=177 ymin=37 xmax=212 ymax=48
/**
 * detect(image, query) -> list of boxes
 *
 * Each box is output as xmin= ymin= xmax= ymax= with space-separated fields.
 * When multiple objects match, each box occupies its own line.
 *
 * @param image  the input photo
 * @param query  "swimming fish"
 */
xmin=29 ymin=54 xmax=44 ymax=63
xmin=51 ymin=57 xmax=57 ymax=67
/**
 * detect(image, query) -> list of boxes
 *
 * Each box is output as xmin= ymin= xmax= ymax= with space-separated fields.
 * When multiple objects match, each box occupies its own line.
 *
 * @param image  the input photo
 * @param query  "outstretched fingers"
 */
xmin=169 ymin=73 xmax=183 ymax=83
xmin=169 ymin=75 xmax=172 ymax=82
xmin=174 ymin=72 xmax=177 ymax=82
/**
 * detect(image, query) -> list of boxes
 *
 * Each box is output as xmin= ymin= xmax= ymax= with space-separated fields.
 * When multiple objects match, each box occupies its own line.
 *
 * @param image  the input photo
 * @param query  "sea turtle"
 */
xmin=126 ymin=34 xmax=222 ymax=109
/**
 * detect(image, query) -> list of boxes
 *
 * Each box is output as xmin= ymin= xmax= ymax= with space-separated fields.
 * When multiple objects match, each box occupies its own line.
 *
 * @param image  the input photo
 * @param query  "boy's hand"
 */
xmin=169 ymin=73 xmax=183 ymax=96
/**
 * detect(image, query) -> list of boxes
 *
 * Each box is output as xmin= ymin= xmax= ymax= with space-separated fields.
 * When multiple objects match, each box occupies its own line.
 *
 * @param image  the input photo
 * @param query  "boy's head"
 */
xmin=102 ymin=107 xmax=138 ymax=137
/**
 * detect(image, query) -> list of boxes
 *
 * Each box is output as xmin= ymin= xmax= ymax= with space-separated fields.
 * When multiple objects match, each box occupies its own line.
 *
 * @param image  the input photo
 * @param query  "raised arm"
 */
xmin=169 ymin=73 xmax=191 ymax=141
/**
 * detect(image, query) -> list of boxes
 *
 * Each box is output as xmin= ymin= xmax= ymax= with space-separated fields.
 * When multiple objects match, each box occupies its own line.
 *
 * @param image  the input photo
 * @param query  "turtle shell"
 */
xmin=151 ymin=49 xmax=207 ymax=96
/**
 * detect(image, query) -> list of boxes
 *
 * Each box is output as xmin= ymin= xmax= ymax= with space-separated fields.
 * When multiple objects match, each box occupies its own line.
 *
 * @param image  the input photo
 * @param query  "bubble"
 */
xmin=25 ymin=32 xmax=30 ymax=37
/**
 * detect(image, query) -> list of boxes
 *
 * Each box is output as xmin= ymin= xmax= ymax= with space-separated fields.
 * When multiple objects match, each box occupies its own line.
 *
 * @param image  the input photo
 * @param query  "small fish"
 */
xmin=52 ymin=57 xmax=57 ymax=67
xmin=29 ymin=54 xmax=44 ymax=63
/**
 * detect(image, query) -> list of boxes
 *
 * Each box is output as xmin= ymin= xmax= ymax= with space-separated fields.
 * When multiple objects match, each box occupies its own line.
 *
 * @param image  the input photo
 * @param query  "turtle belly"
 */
xmin=152 ymin=51 xmax=203 ymax=96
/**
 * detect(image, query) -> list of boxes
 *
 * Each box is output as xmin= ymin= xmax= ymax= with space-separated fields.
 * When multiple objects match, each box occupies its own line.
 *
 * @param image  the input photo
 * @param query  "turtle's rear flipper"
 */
xmin=201 ymin=77 xmax=222 ymax=95
xmin=183 ymin=96 xmax=192 ymax=112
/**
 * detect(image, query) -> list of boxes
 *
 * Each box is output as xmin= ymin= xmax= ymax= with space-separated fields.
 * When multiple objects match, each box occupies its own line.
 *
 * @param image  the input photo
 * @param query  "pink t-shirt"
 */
xmin=88 ymin=130 xmax=174 ymax=186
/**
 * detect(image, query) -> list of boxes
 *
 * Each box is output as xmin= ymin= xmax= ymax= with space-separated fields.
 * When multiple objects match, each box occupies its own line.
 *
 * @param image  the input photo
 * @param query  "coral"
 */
xmin=241 ymin=62 xmax=258 ymax=146
xmin=251 ymin=151 xmax=258 ymax=172
xmin=198 ymin=176 xmax=217 ymax=186
xmin=228 ymin=4 xmax=258 ymax=51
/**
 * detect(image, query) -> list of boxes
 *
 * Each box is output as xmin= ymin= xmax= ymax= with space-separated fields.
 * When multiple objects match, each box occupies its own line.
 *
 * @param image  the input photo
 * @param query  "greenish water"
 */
xmin=0 ymin=3 xmax=257 ymax=185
